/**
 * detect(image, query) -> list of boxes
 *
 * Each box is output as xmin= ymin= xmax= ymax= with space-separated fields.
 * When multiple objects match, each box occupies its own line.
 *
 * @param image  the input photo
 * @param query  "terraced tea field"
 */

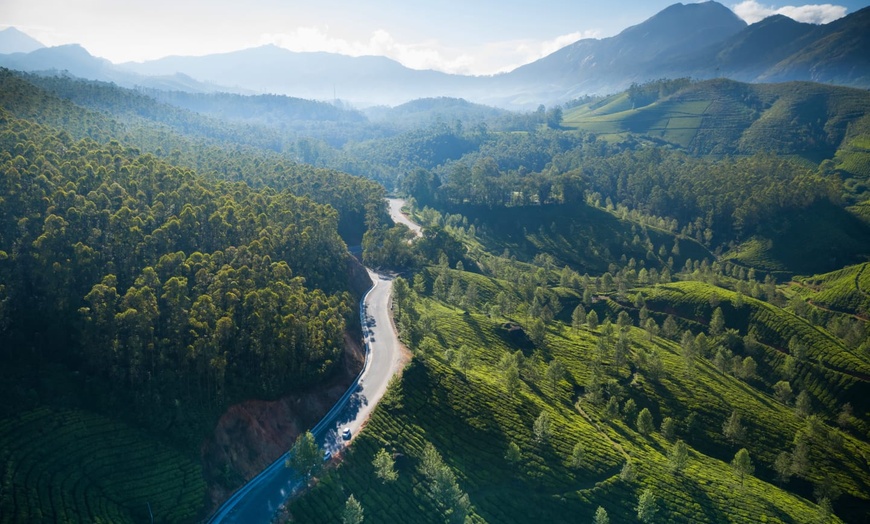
xmin=0 ymin=407 xmax=205 ymax=524
xmin=289 ymin=272 xmax=862 ymax=522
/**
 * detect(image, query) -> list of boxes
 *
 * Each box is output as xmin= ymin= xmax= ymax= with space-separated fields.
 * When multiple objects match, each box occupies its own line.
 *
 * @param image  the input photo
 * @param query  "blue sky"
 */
xmin=2 ymin=0 xmax=868 ymax=74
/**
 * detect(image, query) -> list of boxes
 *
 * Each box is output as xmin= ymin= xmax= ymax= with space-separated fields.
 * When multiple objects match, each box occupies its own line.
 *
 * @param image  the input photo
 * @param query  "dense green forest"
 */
xmin=0 ymin=71 xmax=390 ymax=522
xmin=1 ymin=66 xmax=869 ymax=524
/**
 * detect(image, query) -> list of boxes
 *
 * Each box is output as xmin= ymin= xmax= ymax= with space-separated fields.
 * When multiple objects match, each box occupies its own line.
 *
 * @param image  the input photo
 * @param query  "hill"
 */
xmin=364 ymin=97 xmax=508 ymax=130
xmin=722 ymin=200 xmax=870 ymax=277
xmin=285 ymin=265 xmax=868 ymax=522
xmin=0 ymin=70 xmax=389 ymax=522
xmin=0 ymin=69 xmax=389 ymax=243
xmin=562 ymin=78 xmax=870 ymax=208
xmin=119 ymin=45 xmax=481 ymax=107
xmin=442 ymin=202 xmax=711 ymax=276
xmin=793 ymin=262 xmax=870 ymax=319
xmin=563 ymin=78 xmax=870 ymax=160
xmin=142 ymin=89 xmax=366 ymax=127
xmin=0 ymin=27 xmax=44 ymax=54
xmin=502 ymin=2 xmax=747 ymax=101
xmin=0 ymin=43 xmax=236 ymax=94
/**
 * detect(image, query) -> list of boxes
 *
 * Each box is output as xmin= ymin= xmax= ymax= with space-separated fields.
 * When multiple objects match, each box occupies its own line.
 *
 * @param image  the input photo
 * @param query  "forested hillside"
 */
xmin=0 ymin=69 xmax=389 ymax=243
xmin=0 ymin=72 xmax=388 ymax=522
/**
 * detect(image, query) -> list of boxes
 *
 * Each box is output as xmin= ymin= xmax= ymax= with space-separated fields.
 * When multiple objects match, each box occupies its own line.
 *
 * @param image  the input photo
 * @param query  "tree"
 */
xmin=620 ymin=461 xmax=637 ymax=482
xmin=587 ymin=309 xmax=599 ymax=329
xmin=372 ymin=448 xmax=398 ymax=483
xmin=661 ymin=417 xmax=676 ymax=442
xmin=796 ymin=390 xmax=813 ymax=418
xmin=816 ymin=497 xmax=833 ymax=524
xmin=731 ymin=448 xmax=754 ymax=488
xmin=623 ymin=399 xmax=637 ymax=422
xmin=773 ymin=380 xmax=793 ymax=405
xmin=683 ymin=412 xmax=700 ymax=440
xmin=668 ymin=439 xmax=689 ymax=473
xmin=412 ymin=273 xmax=426 ymax=294
xmin=644 ymin=318 xmax=659 ymax=341
xmin=774 ymin=451 xmax=792 ymax=484
xmin=456 ymin=345 xmax=472 ymax=378
xmin=637 ymin=408 xmax=655 ymax=435
xmin=419 ymin=443 xmax=471 ymax=523
xmin=462 ymin=282 xmax=478 ymax=310
xmin=572 ymin=304 xmax=586 ymax=331
xmin=722 ymin=410 xmax=746 ymax=445
xmin=710 ymin=307 xmax=725 ymax=336
xmin=713 ymin=347 xmax=729 ymax=373
xmin=614 ymin=334 xmax=629 ymax=375
xmin=681 ymin=331 xmax=696 ymax=375
xmin=546 ymin=359 xmax=566 ymax=394
xmin=662 ymin=315 xmax=678 ymax=339
xmin=636 ymin=488 xmax=657 ymax=523
xmin=505 ymin=441 xmax=522 ymax=463
xmin=569 ymin=441 xmax=584 ymax=469
xmin=837 ymin=402 xmax=853 ymax=428
xmin=503 ymin=360 xmax=521 ymax=398
xmin=791 ymin=431 xmax=810 ymax=477
xmin=789 ymin=335 xmax=808 ymax=361
xmin=546 ymin=106 xmax=563 ymax=129
xmin=739 ymin=356 xmax=757 ymax=380
xmin=594 ymin=506 xmax=610 ymax=524
xmin=645 ymin=350 xmax=664 ymax=382
xmin=343 ymin=494 xmax=364 ymax=524
xmin=617 ymin=310 xmax=633 ymax=330
xmin=814 ymin=476 xmax=841 ymax=507
xmin=534 ymin=411 xmax=552 ymax=444
xmin=601 ymin=397 xmax=619 ymax=421
xmin=529 ymin=318 xmax=546 ymax=347
xmin=583 ymin=287 xmax=594 ymax=306
xmin=286 ymin=430 xmax=320 ymax=481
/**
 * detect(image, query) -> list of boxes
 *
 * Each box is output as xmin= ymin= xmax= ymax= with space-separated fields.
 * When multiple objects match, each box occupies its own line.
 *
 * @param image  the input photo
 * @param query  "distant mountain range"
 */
xmin=1 ymin=1 xmax=868 ymax=108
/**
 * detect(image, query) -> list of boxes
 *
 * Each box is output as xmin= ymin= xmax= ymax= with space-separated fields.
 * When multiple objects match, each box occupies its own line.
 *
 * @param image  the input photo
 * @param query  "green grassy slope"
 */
xmin=640 ymin=281 xmax=870 ymax=411
xmin=795 ymin=262 xmax=870 ymax=318
xmin=450 ymin=203 xmax=711 ymax=275
xmin=289 ymin=269 xmax=862 ymax=523
xmin=562 ymin=79 xmax=870 ymax=162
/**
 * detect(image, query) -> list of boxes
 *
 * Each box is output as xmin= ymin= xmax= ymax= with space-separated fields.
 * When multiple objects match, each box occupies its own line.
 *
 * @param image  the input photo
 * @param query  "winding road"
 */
xmin=207 ymin=199 xmax=415 ymax=523
xmin=389 ymin=197 xmax=423 ymax=238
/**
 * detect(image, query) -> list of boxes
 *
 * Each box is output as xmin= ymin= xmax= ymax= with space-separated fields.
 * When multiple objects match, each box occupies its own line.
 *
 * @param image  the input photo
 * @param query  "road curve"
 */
xmin=388 ymin=197 xmax=423 ymax=238
xmin=207 ymin=202 xmax=414 ymax=523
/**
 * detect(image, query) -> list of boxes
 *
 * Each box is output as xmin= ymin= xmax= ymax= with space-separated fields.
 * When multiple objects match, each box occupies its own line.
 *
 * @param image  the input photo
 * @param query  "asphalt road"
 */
xmin=207 ymin=201 xmax=413 ymax=523
xmin=388 ymin=197 xmax=423 ymax=238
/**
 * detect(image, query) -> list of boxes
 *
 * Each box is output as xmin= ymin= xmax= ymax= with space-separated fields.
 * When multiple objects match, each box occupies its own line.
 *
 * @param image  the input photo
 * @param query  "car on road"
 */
xmin=323 ymin=450 xmax=332 ymax=461
xmin=342 ymin=427 xmax=352 ymax=440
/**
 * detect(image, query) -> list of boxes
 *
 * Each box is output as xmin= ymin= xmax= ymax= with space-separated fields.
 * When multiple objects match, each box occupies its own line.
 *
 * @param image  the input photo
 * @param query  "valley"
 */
xmin=1 ymin=1 xmax=869 ymax=523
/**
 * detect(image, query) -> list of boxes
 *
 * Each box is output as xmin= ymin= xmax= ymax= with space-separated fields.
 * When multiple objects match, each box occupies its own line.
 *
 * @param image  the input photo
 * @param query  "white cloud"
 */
xmin=731 ymin=1 xmax=847 ymax=24
xmin=260 ymin=26 xmax=597 ymax=76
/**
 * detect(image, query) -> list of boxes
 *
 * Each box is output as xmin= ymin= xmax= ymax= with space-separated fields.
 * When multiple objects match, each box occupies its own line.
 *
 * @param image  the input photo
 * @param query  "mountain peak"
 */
xmin=0 ymin=27 xmax=45 ymax=54
xmin=620 ymin=1 xmax=746 ymax=39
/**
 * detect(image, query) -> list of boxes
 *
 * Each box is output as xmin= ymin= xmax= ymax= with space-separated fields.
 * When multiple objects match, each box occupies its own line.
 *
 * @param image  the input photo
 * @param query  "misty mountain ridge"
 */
xmin=0 ymin=27 xmax=45 ymax=54
xmin=1 ymin=1 xmax=868 ymax=108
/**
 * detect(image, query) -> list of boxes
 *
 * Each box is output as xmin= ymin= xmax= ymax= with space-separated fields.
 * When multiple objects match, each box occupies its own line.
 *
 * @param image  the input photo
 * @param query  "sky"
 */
xmin=2 ymin=0 xmax=868 ymax=75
